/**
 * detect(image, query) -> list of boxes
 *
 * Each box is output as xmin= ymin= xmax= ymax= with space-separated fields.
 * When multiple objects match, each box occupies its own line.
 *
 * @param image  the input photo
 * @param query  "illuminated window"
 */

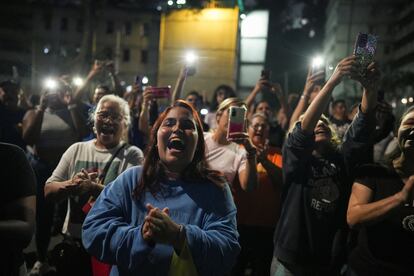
xmin=238 ymin=10 xmax=269 ymax=88
xmin=241 ymin=11 xmax=269 ymax=38
xmin=240 ymin=38 xmax=267 ymax=63
xmin=239 ymin=65 xmax=263 ymax=87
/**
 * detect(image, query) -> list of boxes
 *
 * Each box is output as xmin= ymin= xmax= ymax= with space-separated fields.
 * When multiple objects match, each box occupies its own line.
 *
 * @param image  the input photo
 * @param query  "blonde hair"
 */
xmin=93 ymin=94 xmax=131 ymax=141
xmin=290 ymin=113 xmax=341 ymax=150
xmin=216 ymin=97 xmax=246 ymax=121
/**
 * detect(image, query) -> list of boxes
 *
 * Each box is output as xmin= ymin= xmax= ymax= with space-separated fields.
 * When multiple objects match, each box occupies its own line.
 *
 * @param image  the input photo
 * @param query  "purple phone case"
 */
xmin=353 ymin=33 xmax=377 ymax=66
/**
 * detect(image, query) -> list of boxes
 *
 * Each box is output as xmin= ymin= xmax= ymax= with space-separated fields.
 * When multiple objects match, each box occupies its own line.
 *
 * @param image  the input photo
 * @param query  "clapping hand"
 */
xmin=142 ymin=204 xmax=181 ymax=246
xmin=70 ymin=169 xmax=99 ymax=195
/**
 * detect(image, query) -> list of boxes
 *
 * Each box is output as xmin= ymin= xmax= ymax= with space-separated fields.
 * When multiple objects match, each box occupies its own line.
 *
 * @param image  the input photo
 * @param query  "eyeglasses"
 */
xmin=249 ymin=124 xmax=269 ymax=131
xmin=96 ymin=111 xmax=123 ymax=121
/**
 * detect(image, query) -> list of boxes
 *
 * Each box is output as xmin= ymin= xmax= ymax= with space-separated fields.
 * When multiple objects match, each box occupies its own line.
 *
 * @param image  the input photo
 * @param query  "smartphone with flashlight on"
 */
xmin=150 ymin=86 xmax=171 ymax=99
xmin=353 ymin=33 xmax=377 ymax=75
xmin=311 ymin=57 xmax=325 ymax=85
xmin=227 ymin=106 xmax=247 ymax=140
xmin=184 ymin=51 xmax=197 ymax=77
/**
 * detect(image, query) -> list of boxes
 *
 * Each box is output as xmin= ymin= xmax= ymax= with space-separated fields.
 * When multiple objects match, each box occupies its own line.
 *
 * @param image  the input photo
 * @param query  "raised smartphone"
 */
xmin=353 ymin=33 xmax=377 ymax=75
xmin=150 ymin=86 xmax=171 ymax=99
xmin=311 ymin=63 xmax=325 ymax=85
xmin=261 ymin=70 xmax=271 ymax=81
xmin=227 ymin=106 xmax=247 ymax=140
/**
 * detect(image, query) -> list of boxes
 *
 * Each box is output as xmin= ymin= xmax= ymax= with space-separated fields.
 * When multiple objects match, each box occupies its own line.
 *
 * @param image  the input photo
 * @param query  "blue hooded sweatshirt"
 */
xmin=82 ymin=166 xmax=240 ymax=276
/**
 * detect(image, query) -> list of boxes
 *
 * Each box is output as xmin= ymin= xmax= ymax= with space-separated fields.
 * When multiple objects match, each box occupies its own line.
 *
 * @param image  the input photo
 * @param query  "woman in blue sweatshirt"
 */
xmin=82 ymin=100 xmax=240 ymax=276
xmin=271 ymin=56 xmax=379 ymax=275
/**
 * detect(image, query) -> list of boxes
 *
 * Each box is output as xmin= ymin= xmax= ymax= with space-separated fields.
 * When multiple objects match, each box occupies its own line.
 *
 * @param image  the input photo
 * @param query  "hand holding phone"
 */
xmin=353 ymin=33 xmax=377 ymax=76
xmin=227 ymin=106 xmax=247 ymax=140
xmin=261 ymin=70 xmax=271 ymax=81
xmin=310 ymin=57 xmax=325 ymax=85
xmin=149 ymin=86 xmax=171 ymax=99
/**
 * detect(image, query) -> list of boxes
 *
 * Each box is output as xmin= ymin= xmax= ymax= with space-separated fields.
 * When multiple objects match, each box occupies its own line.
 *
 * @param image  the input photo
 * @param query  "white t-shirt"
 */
xmin=46 ymin=140 xmax=144 ymax=237
xmin=204 ymin=132 xmax=247 ymax=185
xmin=204 ymin=111 xmax=218 ymax=130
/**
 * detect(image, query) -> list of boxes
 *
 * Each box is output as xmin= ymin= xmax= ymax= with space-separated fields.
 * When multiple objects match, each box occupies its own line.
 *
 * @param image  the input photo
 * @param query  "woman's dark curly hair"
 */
xmin=209 ymin=85 xmax=236 ymax=112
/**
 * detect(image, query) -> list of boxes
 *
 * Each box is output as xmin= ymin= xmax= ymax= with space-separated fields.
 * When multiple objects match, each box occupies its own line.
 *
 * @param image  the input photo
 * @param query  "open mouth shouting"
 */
xmin=167 ymin=136 xmax=186 ymax=153
xmin=402 ymin=129 xmax=414 ymax=148
xmin=100 ymin=123 xmax=117 ymax=135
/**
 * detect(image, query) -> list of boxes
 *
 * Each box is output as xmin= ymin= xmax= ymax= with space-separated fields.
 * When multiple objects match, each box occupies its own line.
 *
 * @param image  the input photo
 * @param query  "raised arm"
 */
xmin=245 ymin=79 xmax=269 ymax=111
xmin=289 ymin=69 xmax=324 ymax=129
xmin=138 ymin=87 xmax=154 ymax=137
xmin=73 ymin=60 xmax=103 ymax=102
xmin=301 ymin=56 xmax=358 ymax=134
xmin=358 ymin=62 xmax=379 ymax=114
xmin=342 ymin=62 xmax=379 ymax=169
xmin=171 ymin=67 xmax=188 ymax=104
xmin=22 ymin=93 xmax=48 ymax=145
xmin=232 ymin=133 xmax=258 ymax=192
xmin=272 ymin=83 xmax=289 ymax=117
xmin=64 ymin=90 xmax=88 ymax=139
xmin=106 ymin=61 xmax=125 ymax=98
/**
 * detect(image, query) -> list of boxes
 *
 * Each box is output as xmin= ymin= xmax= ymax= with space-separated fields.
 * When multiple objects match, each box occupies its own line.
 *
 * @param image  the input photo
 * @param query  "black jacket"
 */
xmin=273 ymin=107 xmax=374 ymax=273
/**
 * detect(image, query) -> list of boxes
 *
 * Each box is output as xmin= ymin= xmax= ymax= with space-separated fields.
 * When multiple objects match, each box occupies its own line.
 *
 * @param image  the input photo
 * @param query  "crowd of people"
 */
xmin=0 ymin=51 xmax=413 ymax=276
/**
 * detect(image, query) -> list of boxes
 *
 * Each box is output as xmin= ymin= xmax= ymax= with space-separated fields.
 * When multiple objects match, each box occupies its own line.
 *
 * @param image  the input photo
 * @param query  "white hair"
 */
xmin=93 ymin=94 xmax=131 ymax=140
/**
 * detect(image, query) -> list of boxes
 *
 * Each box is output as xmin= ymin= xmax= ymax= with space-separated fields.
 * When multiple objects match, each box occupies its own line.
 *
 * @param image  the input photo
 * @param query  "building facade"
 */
xmin=0 ymin=1 xmax=160 ymax=94
xmin=323 ymin=0 xmax=413 ymax=110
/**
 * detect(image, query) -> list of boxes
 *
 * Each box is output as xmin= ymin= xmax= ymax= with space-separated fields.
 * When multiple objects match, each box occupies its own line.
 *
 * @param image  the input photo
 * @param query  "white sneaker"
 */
xmin=28 ymin=261 xmax=56 ymax=276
